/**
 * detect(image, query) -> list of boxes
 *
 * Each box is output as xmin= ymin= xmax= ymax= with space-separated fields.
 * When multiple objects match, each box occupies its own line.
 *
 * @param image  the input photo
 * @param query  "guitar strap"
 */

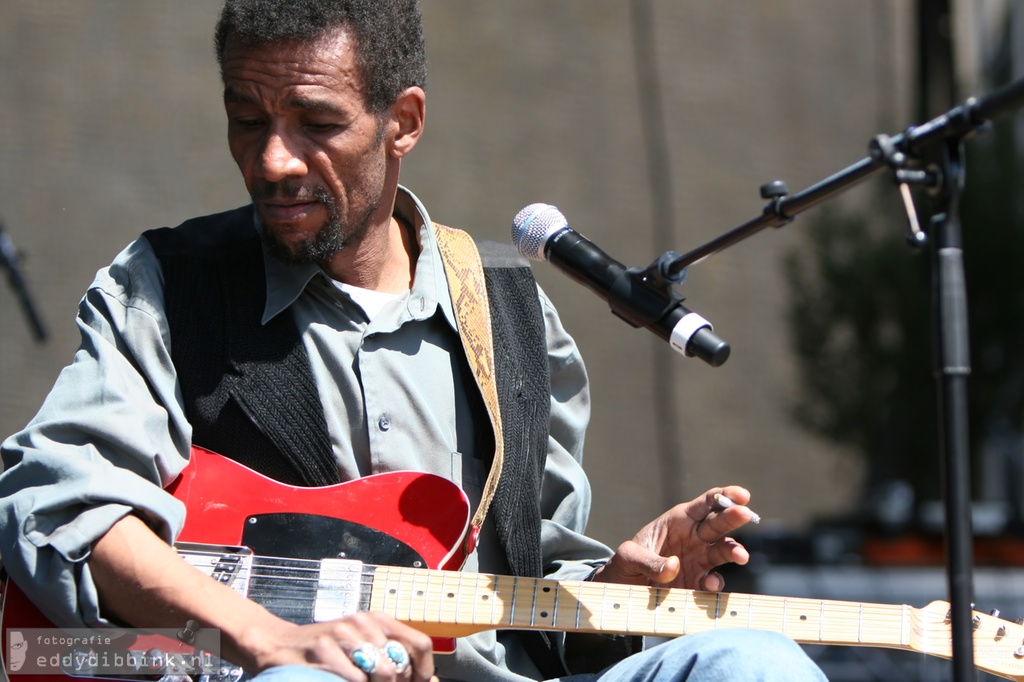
xmin=432 ymin=222 xmax=503 ymax=557
xmin=435 ymin=226 xmax=625 ymax=678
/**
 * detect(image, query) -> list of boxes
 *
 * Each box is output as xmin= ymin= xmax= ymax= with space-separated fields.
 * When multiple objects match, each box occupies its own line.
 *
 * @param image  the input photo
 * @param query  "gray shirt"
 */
xmin=0 ymin=187 xmax=612 ymax=681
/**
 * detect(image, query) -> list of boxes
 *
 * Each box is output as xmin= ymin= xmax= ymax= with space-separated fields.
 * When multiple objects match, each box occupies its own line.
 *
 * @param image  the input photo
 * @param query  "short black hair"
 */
xmin=214 ymin=0 xmax=426 ymax=114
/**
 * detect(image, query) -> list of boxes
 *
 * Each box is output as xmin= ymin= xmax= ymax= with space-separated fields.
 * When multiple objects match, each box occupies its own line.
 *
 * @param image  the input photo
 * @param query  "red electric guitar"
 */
xmin=3 ymin=446 xmax=1024 ymax=681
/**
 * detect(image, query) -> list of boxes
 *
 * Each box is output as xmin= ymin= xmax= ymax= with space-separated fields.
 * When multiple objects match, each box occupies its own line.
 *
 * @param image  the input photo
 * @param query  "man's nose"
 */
xmin=257 ymin=130 xmax=307 ymax=182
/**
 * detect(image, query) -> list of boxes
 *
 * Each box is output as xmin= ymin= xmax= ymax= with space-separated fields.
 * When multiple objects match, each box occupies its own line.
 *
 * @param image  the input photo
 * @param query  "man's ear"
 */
xmin=389 ymin=86 xmax=426 ymax=158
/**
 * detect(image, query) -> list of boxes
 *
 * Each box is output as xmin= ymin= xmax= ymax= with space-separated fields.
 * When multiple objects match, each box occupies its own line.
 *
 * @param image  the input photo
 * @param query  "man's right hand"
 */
xmin=244 ymin=612 xmax=436 ymax=680
xmin=90 ymin=515 xmax=437 ymax=680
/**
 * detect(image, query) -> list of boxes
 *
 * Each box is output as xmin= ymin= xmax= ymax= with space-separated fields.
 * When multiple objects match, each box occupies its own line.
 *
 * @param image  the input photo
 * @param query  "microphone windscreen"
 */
xmin=511 ymin=203 xmax=568 ymax=261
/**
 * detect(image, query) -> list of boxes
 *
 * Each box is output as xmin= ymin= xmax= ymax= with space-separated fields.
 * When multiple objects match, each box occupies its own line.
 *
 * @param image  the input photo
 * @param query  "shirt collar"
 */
xmin=259 ymin=186 xmax=458 ymax=331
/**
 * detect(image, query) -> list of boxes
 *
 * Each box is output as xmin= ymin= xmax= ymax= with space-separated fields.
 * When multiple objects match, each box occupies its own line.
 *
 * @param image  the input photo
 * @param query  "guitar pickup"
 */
xmin=313 ymin=559 xmax=367 ymax=622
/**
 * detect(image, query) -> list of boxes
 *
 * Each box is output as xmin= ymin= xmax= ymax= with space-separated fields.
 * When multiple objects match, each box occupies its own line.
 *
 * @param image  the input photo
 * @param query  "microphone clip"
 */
xmin=640 ymin=250 xmax=689 ymax=288
xmin=610 ymin=259 xmax=730 ymax=368
xmin=610 ymin=263 xmax=686 ymax=331
xmin=617 ymin=250 xmax=690 ymax=329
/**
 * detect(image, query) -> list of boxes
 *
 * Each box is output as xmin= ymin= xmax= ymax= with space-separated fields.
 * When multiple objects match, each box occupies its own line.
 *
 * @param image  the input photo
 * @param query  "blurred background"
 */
xmin=1 ymin=2 xmax=1023 ymax=679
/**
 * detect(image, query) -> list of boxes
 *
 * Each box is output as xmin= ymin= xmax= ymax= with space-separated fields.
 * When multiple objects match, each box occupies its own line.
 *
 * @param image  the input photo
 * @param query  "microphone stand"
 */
xmin=647 ymin=76 xmax=1024 ymax=682
xmin=0 ymin=220 xmax=48 ymax=343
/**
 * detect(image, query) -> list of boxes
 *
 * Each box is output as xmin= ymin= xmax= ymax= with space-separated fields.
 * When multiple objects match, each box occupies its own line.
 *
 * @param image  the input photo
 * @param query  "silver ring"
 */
xmin=381 ymin=640 xmax=410 ymax=674
xmin=351 ymin=643 xmax=379 ymax=675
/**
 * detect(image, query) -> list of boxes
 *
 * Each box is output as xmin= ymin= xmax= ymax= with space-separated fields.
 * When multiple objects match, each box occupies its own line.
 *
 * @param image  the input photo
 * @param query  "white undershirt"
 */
xmin=332 ymin=280 xmax=405 ymax=320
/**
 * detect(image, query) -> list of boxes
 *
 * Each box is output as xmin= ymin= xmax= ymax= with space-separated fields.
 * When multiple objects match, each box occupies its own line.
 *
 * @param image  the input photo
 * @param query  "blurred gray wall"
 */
xmin=0 ymin=2 xmax=915 ymax=548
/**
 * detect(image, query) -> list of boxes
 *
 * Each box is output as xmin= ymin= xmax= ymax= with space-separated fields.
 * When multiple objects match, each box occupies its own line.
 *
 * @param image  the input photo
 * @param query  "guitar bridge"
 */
xmin=176 ymin=543 xmax=254 ymax=598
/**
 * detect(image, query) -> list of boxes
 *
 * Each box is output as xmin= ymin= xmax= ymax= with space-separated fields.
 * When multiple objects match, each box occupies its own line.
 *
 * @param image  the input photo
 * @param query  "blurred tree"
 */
xmin=784 ymin=186 xmax=936 ymax=503
xmin=784 ymin=7 xmax=1024 ymax=528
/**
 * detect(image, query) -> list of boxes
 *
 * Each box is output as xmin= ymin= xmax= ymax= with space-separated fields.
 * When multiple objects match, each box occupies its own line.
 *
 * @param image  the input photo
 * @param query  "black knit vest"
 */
xmin=144 ymin=206 xmax=566 ymax=676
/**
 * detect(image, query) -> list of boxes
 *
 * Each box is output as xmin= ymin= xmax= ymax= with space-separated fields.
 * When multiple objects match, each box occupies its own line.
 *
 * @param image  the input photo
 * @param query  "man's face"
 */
xmin=222 ymin=28 xmax=391 ymax=266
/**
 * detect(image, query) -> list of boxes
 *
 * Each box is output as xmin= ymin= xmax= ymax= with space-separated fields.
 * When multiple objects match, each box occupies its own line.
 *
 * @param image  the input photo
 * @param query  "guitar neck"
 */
xmin=368 ymin=565 xmax=913 ymax=649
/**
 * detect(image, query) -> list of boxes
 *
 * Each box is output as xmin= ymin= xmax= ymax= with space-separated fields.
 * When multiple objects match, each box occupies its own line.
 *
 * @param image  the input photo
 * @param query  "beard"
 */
xmin=255 ymin=181 xmax=379 ymax=267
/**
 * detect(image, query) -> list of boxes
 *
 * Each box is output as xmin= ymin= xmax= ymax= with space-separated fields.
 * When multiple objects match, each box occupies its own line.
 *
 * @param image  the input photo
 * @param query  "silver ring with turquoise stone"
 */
xmin=350 ymin=642 xmax=379 ymax=675
xmin=381 ymin=640 xmax=410 ymax=674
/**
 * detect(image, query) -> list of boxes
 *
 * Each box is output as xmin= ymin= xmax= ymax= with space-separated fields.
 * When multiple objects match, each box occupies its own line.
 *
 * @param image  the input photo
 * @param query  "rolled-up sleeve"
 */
xmin=0 ymin=238 xmax=191 ymax=628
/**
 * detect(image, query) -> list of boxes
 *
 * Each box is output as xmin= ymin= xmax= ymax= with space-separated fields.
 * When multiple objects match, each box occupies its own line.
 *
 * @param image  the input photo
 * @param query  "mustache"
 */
xmin=251 ymin=180 xmax=332 ymax=204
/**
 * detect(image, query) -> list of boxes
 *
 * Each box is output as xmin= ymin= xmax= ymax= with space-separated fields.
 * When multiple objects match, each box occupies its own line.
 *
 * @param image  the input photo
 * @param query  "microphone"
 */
xmin=512 ymin=203 xmax=729 ymax=367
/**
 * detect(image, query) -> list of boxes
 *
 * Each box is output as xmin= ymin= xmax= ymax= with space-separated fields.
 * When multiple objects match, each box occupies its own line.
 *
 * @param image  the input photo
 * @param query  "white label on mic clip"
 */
xmin=669 ymin=313 xmax=712 ymax=355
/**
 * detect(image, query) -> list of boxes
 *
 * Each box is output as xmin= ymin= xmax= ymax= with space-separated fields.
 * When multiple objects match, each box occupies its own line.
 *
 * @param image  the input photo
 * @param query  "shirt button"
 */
xmin=378 ymin=415 xmax=391 ymax=431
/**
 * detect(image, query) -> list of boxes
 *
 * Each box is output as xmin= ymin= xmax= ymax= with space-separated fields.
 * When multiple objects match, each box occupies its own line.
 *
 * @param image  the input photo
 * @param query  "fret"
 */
xmin=368 ymin=566 xmax=392 ymax=616
xmin=529 ymin=579 xmax=538 ymax=627
xmin=472 ymin=574 xmax=490 ymax=626
xmin=439 ymin=570 xmax=452 ymax=626
xmin=534 ymin=582 xmax=557 ymax=629
xmin=575 ymin=585 xmax=583 ymax=630
xmin=456 ymin=569 xmax=468 ymax=622
xmin=455 ymin=571 xmax=470 ymax=625
xmin=649 ymin=585 xmax=680 ymax=636
xmin=483 ymin=574 xmax=499 ymax=626
xmin=782 ymin=597 xmax=788 ymax=636
xmin=682 ymin=587 xmax=689 ymax=636
xmin=454 ymin=569 xmax=466 ymax=622
xmin=552 ymin=582 xmax=561 ymax=629
xmin=599 ymin=582 xmax=608 ymax=632
xmin=900 ymin=604 xmax=909 ymax=647
xmin=394 ymin=567 xmax=410 ymax=622
xmin=418 ymin=567 xmax=430 ymax=624
xmin=486 ymin=573 xmax=496 ymax=626
xmin=459 ymin=572 xmax=471 ymax=624
xmin=384 ymin=567 xmax=393 ymax=616
xmin=648 ymin=586 xmax=659 ymax=635
xmin=510 ymin=576 xmax=520 ymax=627
xmin=471 ymin=573 xmax=486 ymax=626
xmin=500 ymin=574 xmax=516 ymax=626
xmin=778 ymin=597 xmax=819 ymax=641
xmin=624 ymin=585 xmax=632 ymax=634
xmin=598 ymin=583 xmax=634 ymax=634
xmin=457 ymin=572 xmax=468 ymax=625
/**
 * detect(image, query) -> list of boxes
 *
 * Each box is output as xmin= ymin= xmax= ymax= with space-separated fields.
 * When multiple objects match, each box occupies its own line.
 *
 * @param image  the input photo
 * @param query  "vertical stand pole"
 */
xmin=929 ymin=136 xmax=977 ymax=682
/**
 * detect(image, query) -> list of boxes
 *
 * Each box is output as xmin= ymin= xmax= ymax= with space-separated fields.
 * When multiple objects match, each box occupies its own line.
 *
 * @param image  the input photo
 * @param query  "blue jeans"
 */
xmin=556 ymin=630 xmax=827 ymax=681
xmin=251 ymin=630 xmax=827 ymax=681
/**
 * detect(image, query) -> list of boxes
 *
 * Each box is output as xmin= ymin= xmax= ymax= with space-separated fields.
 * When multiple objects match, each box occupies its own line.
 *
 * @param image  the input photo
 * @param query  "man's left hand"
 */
xmin=592 ymin=485 xmax=755 ymax=592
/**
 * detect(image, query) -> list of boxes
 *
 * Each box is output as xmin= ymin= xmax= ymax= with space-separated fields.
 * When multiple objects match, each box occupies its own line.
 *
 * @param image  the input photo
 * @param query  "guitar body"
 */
xmin=168 ymin=446 xmax=471 ymax=571
xmin=1 ymin=447 xmax=472 ymax=680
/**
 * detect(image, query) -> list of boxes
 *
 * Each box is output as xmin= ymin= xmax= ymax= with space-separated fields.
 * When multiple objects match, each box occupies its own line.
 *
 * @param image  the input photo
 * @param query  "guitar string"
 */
xmin=156 ymin=552 xmax=1024 ymax=675
xmin=184 ymin=548 xmax=921 ymax=622
xmin=182 ymin=555 xmax=988 ymax=638
xmin=181 ymin=550 xmax=928 ymax=636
